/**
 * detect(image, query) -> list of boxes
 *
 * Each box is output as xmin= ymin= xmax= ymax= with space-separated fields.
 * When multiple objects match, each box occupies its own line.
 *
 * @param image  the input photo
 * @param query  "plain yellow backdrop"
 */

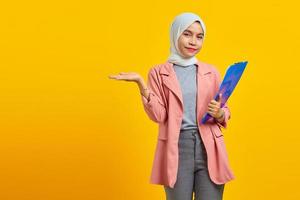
xmin=0 ymin=0 xmax=299 ymax=199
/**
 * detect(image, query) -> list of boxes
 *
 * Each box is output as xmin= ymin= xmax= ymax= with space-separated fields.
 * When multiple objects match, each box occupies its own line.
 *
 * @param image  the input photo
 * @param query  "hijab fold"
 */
xmin=167 ymin=12 xmax=206 ymax=66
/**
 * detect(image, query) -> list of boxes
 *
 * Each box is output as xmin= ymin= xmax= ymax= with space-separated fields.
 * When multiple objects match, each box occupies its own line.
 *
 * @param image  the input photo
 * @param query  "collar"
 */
xmin=159 ymin=60 xmax=212 ymax=76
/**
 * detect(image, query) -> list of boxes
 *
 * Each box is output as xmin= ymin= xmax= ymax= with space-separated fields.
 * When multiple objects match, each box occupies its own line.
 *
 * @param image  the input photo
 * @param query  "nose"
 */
xmin=189 ymin=36 xmax=197 ymax=46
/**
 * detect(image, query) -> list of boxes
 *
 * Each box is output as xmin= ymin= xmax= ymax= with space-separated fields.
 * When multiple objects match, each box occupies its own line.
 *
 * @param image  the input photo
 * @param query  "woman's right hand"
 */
xmin=108 ymin=72 xmax=141 ymax=83
xmin=108 ymin=70 xmax=167 ymax=123
xmin=108 ymin=72 xmax=149 ymax=99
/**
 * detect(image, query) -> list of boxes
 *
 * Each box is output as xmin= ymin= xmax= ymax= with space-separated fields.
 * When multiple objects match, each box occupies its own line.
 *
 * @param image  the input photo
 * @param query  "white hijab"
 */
xmin=167 ymin=12 xmax=206 ymax=66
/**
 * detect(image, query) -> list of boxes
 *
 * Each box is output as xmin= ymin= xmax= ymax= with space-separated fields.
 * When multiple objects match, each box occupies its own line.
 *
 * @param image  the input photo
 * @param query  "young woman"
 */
xmin=109 ymin=12 xmax=235 ymax=200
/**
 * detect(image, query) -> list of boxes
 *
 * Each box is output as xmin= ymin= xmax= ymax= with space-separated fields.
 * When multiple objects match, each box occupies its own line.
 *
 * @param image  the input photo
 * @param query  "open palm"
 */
xmin=108 ymin=72 xmax=141 ymax=82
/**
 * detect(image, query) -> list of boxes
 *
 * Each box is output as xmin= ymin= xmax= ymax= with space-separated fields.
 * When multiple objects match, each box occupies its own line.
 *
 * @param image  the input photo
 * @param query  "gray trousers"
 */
xmin=164 ymin=129 xmax=225 ymax=200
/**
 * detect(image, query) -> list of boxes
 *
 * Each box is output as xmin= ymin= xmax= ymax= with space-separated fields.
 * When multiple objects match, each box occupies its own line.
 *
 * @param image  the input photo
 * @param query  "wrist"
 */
xmin=137 ymin=76 xmax=146 ymax=88
xmin=215 ymin=109 xmax=225 ymax=121
xmin=140 ymin=87 xmax=149 ymax=95
xmin=138 ymin=82 xmax=149 ymax=98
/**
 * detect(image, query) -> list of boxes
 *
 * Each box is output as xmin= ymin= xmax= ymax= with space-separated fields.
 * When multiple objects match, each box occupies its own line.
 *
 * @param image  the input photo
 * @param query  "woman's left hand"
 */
xmin=207 ymin=93 xmax=224 ymax=119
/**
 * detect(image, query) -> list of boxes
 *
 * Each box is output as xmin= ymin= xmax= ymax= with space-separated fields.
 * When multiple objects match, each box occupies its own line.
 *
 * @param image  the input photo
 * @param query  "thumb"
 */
xmin=218 ymin=93 xmax=222 ymax=103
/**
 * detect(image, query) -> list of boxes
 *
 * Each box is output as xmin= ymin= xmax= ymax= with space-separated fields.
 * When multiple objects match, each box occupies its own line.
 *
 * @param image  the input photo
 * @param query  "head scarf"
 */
xmin=167 ymin=12 xmax=206 ymax=66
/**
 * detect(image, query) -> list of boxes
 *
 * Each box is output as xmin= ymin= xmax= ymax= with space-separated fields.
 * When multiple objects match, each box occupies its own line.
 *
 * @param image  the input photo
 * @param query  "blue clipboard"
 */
xmin=201 ymin=61 xmax=248 ymax=124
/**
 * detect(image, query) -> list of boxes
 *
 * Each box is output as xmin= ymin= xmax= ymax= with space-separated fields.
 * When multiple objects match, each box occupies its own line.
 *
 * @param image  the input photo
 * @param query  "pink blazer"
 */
xmin=141 ymin=60 xmax=235 ymax=188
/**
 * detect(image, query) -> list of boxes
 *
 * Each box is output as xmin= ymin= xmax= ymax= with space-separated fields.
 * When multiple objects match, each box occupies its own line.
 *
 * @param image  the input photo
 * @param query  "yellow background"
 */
xmin=0 ymin=0 xmax=299 ymax=199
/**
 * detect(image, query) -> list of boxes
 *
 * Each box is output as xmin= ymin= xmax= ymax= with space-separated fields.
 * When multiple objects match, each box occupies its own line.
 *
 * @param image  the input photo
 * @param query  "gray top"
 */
xmin=173 ymin=63 xmax=198 ymax=131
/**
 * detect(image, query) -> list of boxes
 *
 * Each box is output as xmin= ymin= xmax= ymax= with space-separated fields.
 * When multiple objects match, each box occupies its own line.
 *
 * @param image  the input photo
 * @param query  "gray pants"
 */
xmin=164 ymin=129 xmax=225 ymax=200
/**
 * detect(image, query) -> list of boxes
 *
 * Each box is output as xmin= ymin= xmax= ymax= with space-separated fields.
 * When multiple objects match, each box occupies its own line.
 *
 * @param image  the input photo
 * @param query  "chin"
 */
xmin=180 ymin=50 xmax=198 ymax=58
xmin=184 ymin=53 xmax=197 ymax=58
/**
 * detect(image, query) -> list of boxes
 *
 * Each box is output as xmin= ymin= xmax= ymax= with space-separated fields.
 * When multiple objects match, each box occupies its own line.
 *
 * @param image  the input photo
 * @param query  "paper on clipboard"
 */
xmin=201 ymin=61 xmax=248 ymax=124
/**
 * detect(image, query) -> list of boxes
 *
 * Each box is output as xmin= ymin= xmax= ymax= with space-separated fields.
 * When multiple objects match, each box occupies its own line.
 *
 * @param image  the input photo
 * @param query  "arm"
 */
xmin=138 ymin=68 xmax=167 ymax=123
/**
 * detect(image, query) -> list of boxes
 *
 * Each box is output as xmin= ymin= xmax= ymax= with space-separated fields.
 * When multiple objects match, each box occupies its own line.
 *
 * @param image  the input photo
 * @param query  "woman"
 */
xmin=109 ymin=12 xmax=235 ymax=200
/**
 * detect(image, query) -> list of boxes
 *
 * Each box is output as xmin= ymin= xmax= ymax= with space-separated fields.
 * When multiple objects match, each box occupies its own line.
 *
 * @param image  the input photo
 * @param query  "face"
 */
xmin=177 ymin=21 xmax=204 ymax=58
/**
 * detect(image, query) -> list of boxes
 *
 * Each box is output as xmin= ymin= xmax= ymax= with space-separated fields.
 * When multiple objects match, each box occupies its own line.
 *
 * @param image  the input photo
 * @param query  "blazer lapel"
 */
xmin=196 ymin=61 xmax=213 ymax=125
xmin=159 ymin=62 xmax=183 ymax=110
xmin=159 ymin=61 xmax=212 ymax=123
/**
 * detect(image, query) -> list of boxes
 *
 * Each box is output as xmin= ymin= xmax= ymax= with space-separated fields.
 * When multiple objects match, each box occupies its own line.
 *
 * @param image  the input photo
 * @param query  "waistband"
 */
xmin=180 ymin=128 xmax=199 ymax=134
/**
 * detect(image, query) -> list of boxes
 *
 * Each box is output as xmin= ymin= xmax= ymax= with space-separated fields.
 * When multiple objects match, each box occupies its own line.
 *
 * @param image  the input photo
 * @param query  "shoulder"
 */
xmin=197 ymin=60 xmax=221 ymax=77
xmin=151 ymin=62 xmax=168 ymax=71
xmin=198 ymin=60 xmax=219 ymax=72
xmin=147 ymin=62 xmax=169 ymax=76
xmin=145 ymin=63 xmax=167 ymax=84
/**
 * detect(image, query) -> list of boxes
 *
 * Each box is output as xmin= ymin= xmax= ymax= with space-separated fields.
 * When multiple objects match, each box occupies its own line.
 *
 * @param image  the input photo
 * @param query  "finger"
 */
xmin=210 ymin=99 xmax=219 ymax=104
xmin=208 ymin=103 xmax=217 ymax=108
xmin=208 ymin=107 xmax=217 ymax=112
xmin=209 ymin=102 xmax=219 ymax=107
xmin=116 ymin=75 xmax=125 ymax=80
xmin=211 ymin=102 xmax=220 ymax=108
xmin=218 ymin=93 xmax=222 ymax=103
xmin=108 ymin=75 xmax=119 ymax=79
xmin=210 ymin=102 xmax=220 ymax=108
xmin=210 ymin=100 xmax=218 ymax=105
xmin=208 ymin=104 xmax=217 ymax=109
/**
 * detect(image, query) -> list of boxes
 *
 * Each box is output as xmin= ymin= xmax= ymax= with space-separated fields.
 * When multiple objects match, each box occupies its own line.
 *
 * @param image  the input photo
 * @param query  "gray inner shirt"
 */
xmin=173 ymin=63 xmax=199 ymax=131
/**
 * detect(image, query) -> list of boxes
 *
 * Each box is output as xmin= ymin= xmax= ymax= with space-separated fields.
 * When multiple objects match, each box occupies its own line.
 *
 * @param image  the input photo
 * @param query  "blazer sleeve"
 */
xmin=213 ymin=67 xmax=231 ymax=129
xmin=141 ymin=67 xmax=168 ymax=123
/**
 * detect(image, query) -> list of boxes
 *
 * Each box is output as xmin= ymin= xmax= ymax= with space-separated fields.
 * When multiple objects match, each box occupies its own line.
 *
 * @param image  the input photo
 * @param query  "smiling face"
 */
xmin=177 ymin=21 xmax=204 ymax=58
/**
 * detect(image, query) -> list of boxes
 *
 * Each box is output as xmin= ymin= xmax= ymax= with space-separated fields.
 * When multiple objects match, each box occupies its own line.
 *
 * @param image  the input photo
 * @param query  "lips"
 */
xmin=185 ymin=47 xmax=197 ymax=52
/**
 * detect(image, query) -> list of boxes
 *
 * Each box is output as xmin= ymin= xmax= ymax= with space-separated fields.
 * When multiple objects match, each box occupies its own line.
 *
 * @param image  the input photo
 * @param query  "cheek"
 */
xmin=182 ymin=38 xmax=190 ymax=46
xmin=178 ymin=36 xmax=187 ymax=45
xmin=178 ymin=41 xmax=186 ymax=52
xmin=197 ymin=40 xmax=203 ymax=47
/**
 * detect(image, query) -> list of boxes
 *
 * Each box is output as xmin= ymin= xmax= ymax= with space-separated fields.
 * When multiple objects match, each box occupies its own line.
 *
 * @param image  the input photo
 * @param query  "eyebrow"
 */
xmin=184 ymin=30 xmax=204 ymax=35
